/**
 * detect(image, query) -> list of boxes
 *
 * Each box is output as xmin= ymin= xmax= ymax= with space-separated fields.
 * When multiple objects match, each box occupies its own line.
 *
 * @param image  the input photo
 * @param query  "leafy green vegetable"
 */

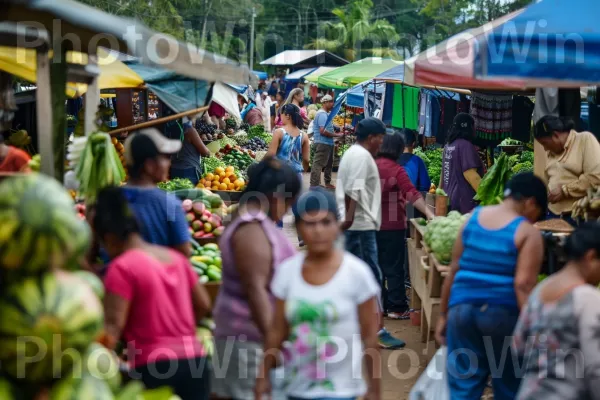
xmin=203 ymin=157 xmax=226 ymax=174
xmin=157 ymin=178 xmax=194 ymax=191
xmin=474 ymin=153 xmax=512 ymax=206
xmin=420 ymin=147 xmax=443 ymax=186
xmin=520 ymin=151 xmax=534 ymax=164
xmin=511 ymin=161 xmax=533 ymax=174
xmin=247 ymin=124 xmax=273 ymax=145
xmin=500 ymin=138 xmax=522 ymax=146
xmin=337 ymin=144 xmax=351 ymax=157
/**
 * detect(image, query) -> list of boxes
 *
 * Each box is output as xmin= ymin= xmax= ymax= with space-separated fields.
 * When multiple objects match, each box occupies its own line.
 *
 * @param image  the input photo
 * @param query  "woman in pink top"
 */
xmin=96 ymin=187 xmax=211 ymax=400
xmin=212 ymin=157 xmax=302 ymax=400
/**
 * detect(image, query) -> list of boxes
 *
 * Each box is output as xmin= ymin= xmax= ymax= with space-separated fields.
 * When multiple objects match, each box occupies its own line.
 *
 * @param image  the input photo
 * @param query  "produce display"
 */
xmin=183 ymin=198 xmax=225 ymax=239
xmin=190 ymin=242 xmax=222 ymax=283
xmin=232 ymin=131 xmax=249 ymax=146
xmin=247 ymin=125 xmax=272 ymax=145
xmin=157 ymin=178 xmax=194 ymax=192
xmin=572 ymin=187 xmax=600 ymax=220
xmin=203 ymin=156 xmax=227 ymax=175
xmin=217 ymin=145 xmax=255 ymax=171
xmin=424 ymin=211 xmax=469 ymax=264
xmin=509 ymin=151 xmax=534 ymax=175
xmin=196 ymin=120 xmax=225 ymax=142
xmin=336 ymin=143 xmax=351 ymax=157
xmin=244 ymin=137 xmax=268 ymax=152
xmin=499 ymin=138 xmax=523 ymax=146
xmin=225 ymin=117 xmax=237 ymax=131
xmin=333 ymin=115 xmax=352 ymax=127
xmin=217 ymin=136 xmax=237 ymax=149
xmin=197 ymin=166 xmax=246 ymax=191
xmin=75 ymin=132 xmax=126 ymax=201
xmin=27 ymin=154 xmax=41 ymax=172
xmin=6 ymin=129 xmax=34 ymax=153
xmin=111 ymin=137 xmax=128 ymax=180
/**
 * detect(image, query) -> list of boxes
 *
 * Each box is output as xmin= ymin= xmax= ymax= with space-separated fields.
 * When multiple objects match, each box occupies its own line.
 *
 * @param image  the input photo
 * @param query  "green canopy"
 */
xmin=317 ymin=58 xmax=402 ymax=89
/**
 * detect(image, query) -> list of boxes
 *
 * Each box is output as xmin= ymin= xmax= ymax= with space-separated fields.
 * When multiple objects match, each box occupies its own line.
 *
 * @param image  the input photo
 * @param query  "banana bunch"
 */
xmin=572 ymin=187 xmax=600 ymax=220
xmin=75 ymin=132 xmax=126 ymax=201
xmin=6 ymin=129 xmax=31 ymax=148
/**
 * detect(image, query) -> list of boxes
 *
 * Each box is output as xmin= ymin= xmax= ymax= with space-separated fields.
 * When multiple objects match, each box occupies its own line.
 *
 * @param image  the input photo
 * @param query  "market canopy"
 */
xmin=376 ymin=63 xmax=405 ymax=82
xmin=3 ymin=0 xmax=255 ymax=85
xmin=303 ymin=67 xmax=337 ymax=83
xmin=403 ymin=10 xmax=529 ymax=90
xmin=346 ymin=80 xmax=384 ymax=108
xmin=475 ymin=0 xmax=600 ymax=86
xmin=283 ymin=68 xmax=317 ymax=82
xmin=260 ymin=50 xmax=348 ymax=68
xmin=318 ymin=58 xmax=402 ymax=89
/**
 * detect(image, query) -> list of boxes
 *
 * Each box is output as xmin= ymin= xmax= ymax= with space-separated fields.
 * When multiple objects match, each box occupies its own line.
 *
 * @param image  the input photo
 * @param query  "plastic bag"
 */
xmin=408 ymin=347 xmax=449 ymax=400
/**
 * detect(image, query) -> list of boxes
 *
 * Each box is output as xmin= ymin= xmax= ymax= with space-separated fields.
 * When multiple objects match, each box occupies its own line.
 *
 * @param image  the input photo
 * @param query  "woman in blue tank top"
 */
xmin=435 ymin=173 xmax=548 ymax=400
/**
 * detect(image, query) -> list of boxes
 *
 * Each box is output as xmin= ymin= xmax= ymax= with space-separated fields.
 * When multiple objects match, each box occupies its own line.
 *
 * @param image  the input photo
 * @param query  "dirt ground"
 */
xmin=282 ymin=173 xmax=428 ymax=399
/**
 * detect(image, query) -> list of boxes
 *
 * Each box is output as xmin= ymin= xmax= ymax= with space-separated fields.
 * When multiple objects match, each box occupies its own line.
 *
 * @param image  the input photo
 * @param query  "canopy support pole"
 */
xmin=36 ymin=49 xmax=55 ymax=178
xmin=84 ymin=54 xmax=100 ymax=136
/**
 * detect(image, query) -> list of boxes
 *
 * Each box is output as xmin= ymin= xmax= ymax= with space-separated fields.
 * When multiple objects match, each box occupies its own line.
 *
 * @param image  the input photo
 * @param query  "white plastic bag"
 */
xmin=408 ymin=347 xmax=449 ymax=400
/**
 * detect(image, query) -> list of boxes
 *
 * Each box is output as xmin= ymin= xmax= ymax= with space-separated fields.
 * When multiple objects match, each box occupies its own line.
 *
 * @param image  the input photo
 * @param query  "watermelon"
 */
xmin=0 ymin=173 xmax=91 ymax=274
xmin=0 ymin=271 xmax=103 ymax=383
xmin=49 ymin=369 xmax=113 ymax=400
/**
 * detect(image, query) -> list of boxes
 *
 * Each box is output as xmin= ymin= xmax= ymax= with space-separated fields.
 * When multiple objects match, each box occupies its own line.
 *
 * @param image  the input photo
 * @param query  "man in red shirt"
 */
xmin=0 ymin=135 xmax=31 ymax=172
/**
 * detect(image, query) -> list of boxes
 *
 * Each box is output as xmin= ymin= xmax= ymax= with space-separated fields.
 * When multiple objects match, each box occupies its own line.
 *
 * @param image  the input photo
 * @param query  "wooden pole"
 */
xmin=36 ymin=49 xmax=55 ymax=178
xmin=109 ymin=106 xmax=209 ymax=136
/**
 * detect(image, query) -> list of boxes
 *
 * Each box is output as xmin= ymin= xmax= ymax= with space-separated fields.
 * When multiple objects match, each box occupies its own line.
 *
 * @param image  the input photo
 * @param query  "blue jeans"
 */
xmin=446 ymin=303 xmax=521 ymax=400
xmin=170 ymin=167 xmax=200 ymax=186
xmin=344 ymin=230 xmax=382 ymax=285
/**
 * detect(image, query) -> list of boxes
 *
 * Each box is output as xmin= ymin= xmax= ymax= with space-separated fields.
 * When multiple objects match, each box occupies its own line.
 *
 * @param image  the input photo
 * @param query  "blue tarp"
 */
xmin=376 ymin=64 xmax=404 ymax=82
xmin=475 ymin=0 xmax=600 ymax=84
xmin=284 ymin=68 xmax=317 ymax=82
xmin=125 ymin=62 xmax=211 ymax=113
xmin=253 ymin=70 xmax=268 ymax=80
xmin=346 ymin=80 xmax=385 ymax=108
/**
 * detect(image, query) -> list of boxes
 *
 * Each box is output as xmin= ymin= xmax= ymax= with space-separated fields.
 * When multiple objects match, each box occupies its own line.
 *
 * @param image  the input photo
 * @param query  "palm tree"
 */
xmin=305 ymin=0 xmax=401 ymax=61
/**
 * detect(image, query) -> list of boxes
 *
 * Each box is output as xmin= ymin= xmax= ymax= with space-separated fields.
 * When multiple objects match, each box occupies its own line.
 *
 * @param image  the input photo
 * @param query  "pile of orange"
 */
xmin=111 ymin=137 xmax=128 ymax=181
xmin=197 ymin=166 xmax=246 ymax=191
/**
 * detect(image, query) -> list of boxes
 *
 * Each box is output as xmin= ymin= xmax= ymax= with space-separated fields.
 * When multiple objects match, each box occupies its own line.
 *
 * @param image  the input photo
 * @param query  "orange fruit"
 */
xmin=212 ymin=185 xmax=219 ymax=190
xmin=197 ymin=183 xmax=205 ymax=189
xmin=219 ymin=171 xmax=227 ymax=179
xmin=212 ymin=175 xmax=220 ymax=182
xmin=219 ymin=183 xmax=228 ymax=190
xmin=222 ymin=177 xmax=231 ymax=185
xmin=226 ymin=166 xmax=235 ymax=173
xmin=228 ymin=174 xmax=237 ymax=182
xmin=206 ymin=173 xmax=214 ymax=181
xmin=215 ymin=167 xmax=225 ymax=175
xmin=227 ymin=183 xmax=235 ymax=190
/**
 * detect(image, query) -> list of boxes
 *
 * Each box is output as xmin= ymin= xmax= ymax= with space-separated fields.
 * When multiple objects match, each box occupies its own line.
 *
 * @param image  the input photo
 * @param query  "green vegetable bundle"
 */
xmin=75 ymin=132 xmax=126 ymax=201
xmin=424 ymin=211 xmax=468 ymax=264
xmin=511 ymin=161 xmax=533 ymax=174
xmin=222 ymin=149 xmax=255 ymax=171
xmin=474 ymin=153 xmax=512 ymax=206
xmin=203 ymin=157 xmax=227 ymax=174
xmin=157 ymin=178 xmax=194 ymax=191
xmin=337 ymin=144 xmax=351 ymax=157
xmin=217 ymin=137 xmax=237 ymax=149
xmin=247 ymin=124 xmax=272 ymax=145
xmin=422 ymin=148 xmax=443 ymax=186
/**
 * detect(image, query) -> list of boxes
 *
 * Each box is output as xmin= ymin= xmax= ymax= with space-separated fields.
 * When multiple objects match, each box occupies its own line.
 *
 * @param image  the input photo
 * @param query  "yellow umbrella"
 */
xmin=0 ymin=47 xmax=144 ymax=96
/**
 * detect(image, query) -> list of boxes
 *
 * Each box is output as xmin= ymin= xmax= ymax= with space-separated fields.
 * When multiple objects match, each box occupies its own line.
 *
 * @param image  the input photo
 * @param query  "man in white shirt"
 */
xmin=336 ymin=117 xmax=406 ymax=349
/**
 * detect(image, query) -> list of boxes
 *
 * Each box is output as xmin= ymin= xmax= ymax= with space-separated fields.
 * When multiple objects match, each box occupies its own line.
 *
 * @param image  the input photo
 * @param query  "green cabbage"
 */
xmin=423 ymin=212 xmax=468 ymax=264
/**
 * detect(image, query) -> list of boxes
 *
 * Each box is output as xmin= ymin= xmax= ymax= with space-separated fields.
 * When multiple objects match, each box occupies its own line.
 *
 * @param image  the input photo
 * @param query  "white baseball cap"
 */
xmin=123 ymin=128 xmax=182 ymax=166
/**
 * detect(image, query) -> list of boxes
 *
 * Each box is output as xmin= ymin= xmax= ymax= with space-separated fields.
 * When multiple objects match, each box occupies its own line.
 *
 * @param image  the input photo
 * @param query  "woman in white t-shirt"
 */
xmin=255 ymin=188 xmax=381 ymax=400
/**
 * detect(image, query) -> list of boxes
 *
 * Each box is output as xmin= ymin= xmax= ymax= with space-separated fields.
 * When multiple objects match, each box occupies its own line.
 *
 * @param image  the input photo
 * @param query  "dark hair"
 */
xmin=293 ymin=187 xmax=339 ymax=221
xmin=378 ymin=132 xmax=405 ymax=160
xmin=355 ymin=117 xmax=387 ymax=142
xmin=280 ymin=103 xmax=304 ymax=129
xmin=276 ymin=91 xmax=285 ymax=100
xmin=399 ymin=128 xmax=417 ymax=146
xmin=241 ymin=156 xmax=302 ymax=202
xmin=128 ymin=133 xmax=160 ymax=179
xmin=447 ymin=113 xmax=475 ymax=144
xmin=93 ymin=187 xmax=140 ymax=242
xmin=565 ymin=223 xmax=600 ymax=261
xmin=504 ymin=172 xmax=548 ymax=219
xmin=534 ymin=115 xmax=576 ymax=139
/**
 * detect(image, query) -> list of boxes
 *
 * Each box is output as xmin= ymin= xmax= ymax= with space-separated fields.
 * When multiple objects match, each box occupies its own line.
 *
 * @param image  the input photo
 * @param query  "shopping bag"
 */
xmin=408 ymin=346 xmax=449 ymax=400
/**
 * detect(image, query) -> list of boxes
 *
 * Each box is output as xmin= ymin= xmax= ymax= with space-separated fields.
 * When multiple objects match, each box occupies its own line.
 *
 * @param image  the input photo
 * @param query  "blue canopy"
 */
xmin=284 ymin=68 xmax=317 ymax=82
xmin=125 ymin=62 xmax=210 ymax=113
xmin=375 ymin=64 xmax=404 ymax=82
xmin=253 ymin=70 xmax=268 ymax=80
xmin=346 ymin=80 xmax=385 ymax=108
xmin=475 ymin=0 xmax=600 ymax=84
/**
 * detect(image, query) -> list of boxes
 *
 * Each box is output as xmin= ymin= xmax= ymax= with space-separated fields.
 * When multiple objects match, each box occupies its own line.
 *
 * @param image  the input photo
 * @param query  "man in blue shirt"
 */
xmin=309 ymin=95 xmax=339 ymax=189
xmin=398 ymin=128 xmax=431 ymax=192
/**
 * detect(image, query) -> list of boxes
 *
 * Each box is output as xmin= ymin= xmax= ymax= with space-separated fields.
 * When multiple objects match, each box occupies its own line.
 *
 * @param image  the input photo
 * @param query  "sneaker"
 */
xmin=378 ymin=328 xmax=406 ymax=349
xmin=387 ymin=311 xmax=411 ymax=320
xmin=324 ymin=184 xmax=336 ymax=190
xmin=298 ymin=240 xmax=305 ymax=247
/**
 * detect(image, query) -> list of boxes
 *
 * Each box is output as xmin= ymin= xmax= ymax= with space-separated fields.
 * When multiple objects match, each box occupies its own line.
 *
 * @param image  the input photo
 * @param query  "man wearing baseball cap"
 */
xmin=121 ymin=128 xmax=192 ymax=257
xmin=310 ymin=94 xmax=340 ymax=189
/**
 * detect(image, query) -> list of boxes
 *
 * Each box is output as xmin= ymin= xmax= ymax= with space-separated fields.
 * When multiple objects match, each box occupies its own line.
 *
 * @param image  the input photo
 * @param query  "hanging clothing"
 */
xmin=534 ymin=88 xmax=559 ymax=122
xmin=511 ymin=96 xmax=535 ymax=143
xmin=559 ymin=89 xmax=582 ymax=130
xmin=470 ymin=92 xmax=513 ymax=142
xmin=391 ymin=85 xmax=419 ymax=129
xmin=437 ymin=98 xmax=458 ymax=145
xmin=419 ymin=93 xmax=433 ymax=137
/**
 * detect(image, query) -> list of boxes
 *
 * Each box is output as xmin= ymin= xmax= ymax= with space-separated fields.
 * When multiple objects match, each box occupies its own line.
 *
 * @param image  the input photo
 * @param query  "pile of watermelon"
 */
xmin=0 ymin=174 xmax=160 ymax=399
